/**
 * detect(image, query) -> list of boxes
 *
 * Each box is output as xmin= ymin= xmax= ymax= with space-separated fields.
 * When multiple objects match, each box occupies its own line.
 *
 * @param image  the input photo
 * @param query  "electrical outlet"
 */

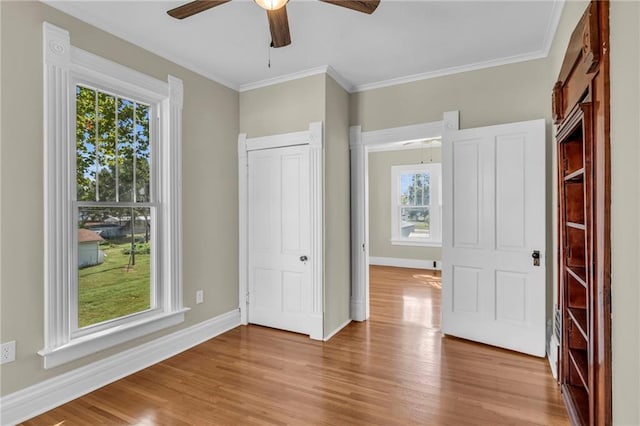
xmin=1 ymin=341 xmax=16 ymax=364
xmin=196 ymin=290 xmax=204 ymax=304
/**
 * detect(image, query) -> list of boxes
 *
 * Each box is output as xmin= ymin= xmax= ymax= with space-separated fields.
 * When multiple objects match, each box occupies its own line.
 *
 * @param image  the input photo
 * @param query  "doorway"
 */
xmin=349 ymin=114 xmax=454 ymax=321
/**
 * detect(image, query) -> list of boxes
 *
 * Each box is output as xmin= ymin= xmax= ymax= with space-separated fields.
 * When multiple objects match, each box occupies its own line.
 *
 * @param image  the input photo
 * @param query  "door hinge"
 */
xmin=246 ymin=291 xmax=250 ymax=305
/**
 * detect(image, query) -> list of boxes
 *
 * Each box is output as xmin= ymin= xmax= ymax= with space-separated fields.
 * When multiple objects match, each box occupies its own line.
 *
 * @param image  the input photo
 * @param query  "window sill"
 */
xmin=38 ymin=308 xmax=189 ymax=369
xmin=390 ymin=239 xmax=442 ymax=248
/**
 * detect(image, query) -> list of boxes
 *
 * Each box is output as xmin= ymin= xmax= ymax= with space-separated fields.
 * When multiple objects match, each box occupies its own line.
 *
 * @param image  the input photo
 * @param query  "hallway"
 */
xmin=23 ymin=266 xmax=568 ymax=425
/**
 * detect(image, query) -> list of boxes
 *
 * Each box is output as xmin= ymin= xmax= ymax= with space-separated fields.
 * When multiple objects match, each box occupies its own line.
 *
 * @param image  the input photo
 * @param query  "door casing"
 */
xmin=238 ymin=122 xmax=324 ymax=340
xmin=349 ymin=112 xmax=457 ymax=321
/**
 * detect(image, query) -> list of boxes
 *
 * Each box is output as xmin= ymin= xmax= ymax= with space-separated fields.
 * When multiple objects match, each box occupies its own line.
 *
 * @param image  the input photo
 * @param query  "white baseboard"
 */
xmin=369 ymin=256 xmax=442 ymax=270
xmin=324 ymin=319 xmax=352 ymax=341
xmin=548 ymin=334 xmax=560 ymax=380
xmin=350 ymin=297 xmax=365 ymax=321
xmin=0 ymin=309 xmax=241 ymax=426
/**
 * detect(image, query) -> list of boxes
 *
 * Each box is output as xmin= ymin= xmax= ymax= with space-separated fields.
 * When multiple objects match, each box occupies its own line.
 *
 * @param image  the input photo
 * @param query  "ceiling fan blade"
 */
xmin=319 ymin=0 xmax=380 ymax=14
xmin=167 ymin=0 xmax=231 ymax=19
xmin=267 ymin=7 xmax=291 ymax=48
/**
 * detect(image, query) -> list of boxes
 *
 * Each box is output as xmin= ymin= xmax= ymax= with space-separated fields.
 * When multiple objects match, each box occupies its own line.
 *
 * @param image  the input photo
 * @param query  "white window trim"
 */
xmin=40 ymin=22 xmax=187 ymax=369
xmin=390 ymin=163 xmax=442 ymax=247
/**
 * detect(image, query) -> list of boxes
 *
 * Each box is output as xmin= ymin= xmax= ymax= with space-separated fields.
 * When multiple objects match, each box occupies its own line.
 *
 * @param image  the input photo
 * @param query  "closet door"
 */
xmin=248 ymin=145 xmax=313 ymax=335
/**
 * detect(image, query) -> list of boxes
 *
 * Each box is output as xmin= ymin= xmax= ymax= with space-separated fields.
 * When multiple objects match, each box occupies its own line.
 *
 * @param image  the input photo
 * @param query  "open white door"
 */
xmin=442 ymin=118 xmax=546 ymax=357
xmin=248 ymin=145 xmax=313 ymax=335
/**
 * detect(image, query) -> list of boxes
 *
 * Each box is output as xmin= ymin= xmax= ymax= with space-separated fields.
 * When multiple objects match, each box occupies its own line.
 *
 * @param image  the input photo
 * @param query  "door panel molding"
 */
xmin=238 ymin=123 xmax=323 ymax=340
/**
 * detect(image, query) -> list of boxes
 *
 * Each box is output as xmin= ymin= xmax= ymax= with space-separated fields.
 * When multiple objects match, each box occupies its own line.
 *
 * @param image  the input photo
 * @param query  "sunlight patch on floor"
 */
xmin=402 ymin=294 xmax=436 ymax=327
xmin=412 ymin=273 xmax=442 ymax=289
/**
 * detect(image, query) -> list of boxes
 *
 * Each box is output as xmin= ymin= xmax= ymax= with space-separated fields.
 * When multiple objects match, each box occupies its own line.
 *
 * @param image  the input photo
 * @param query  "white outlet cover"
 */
xmin=1 ymin=341 xmax=16 ymax=364
xmin=196 ymin=290 xmax=204 ymax=304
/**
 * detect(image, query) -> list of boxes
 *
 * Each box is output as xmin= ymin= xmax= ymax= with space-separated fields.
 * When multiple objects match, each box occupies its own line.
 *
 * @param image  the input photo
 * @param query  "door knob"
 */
xmin=300 ymin=255 xmax=308 ymax=262
xmin=532 ymin=250 xmax=540 ymax=266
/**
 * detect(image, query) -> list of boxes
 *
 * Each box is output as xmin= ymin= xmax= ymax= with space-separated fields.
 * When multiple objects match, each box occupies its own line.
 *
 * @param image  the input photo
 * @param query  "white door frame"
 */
xmin=349 ymin=112 xmax=459 ymax=321
xmin=238 ymin=122 xmax=324 ymax=340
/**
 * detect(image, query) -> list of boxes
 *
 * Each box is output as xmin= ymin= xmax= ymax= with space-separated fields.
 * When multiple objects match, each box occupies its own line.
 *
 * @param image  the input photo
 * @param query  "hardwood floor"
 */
xmin=23 ymin=266 xmax=569 ymax=425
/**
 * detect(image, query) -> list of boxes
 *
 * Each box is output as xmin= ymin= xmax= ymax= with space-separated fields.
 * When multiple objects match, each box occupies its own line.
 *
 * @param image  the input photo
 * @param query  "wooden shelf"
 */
xmin=567 ymin=222 xmax=586 ymax=230
xmin=564 ymin=182 xmax=585 ymax=224
xmin=566 ymin=266 xmax=587 ymax=287
xmin=564 ymin=168 xmax=585 ymax=182
xmin=566 ymin=226 xmax=586 ymax=268
xmin=569 ymin=349 xmax=589 ymax=391
xmin=562 ymin=384 xmax=589 ymax=426
xmin=568 ymin=307 xmax=588 ymax=341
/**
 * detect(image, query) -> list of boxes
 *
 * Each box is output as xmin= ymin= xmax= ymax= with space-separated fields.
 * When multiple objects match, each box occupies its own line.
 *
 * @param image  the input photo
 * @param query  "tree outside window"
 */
xmin=75 ymin=86 xmax=154 ymax=328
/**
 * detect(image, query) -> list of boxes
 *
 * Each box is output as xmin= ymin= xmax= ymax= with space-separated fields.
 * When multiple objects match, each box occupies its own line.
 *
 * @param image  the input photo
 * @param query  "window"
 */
xmin=391 ymin=163 xmax=442 ymax=246
xmin=74 ymin=87 xmax=155 ymax=332
xmin=40 ymin=23 xmax=186 ymax=368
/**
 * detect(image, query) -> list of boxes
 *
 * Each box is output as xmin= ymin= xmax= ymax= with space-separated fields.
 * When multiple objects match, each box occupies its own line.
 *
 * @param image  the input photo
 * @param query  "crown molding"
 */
xmin=352 ymin=50 xmax=549 ymax=93
xmin=540 ymin=0 xmax=566 ymax=58
xmin=239 ymin=65 xmax=353 ymax=93
xmin=325 ymin=66 xmax=354 ymax=93
xmin=238 ymin=66 xmax=329 ymax=92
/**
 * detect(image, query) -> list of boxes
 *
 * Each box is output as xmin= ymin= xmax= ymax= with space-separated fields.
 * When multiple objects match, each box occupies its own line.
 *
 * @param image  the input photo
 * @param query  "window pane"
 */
xmin=400 ymin=206 xmax=430 ymax=239
xmin=76 ymin=86 xmax=97 ymax=201
xmin=117 ymin=98 xmax=135 ymax=202
xmin=97 ymin=92 xmax=117 ymax=201
xmin=135 ymin=104 xmax=151 ymax=202
xmin=400 ymin=172 xmax=430 ymax=206
xmin=77 ymin=206 xmax=152 ymax=328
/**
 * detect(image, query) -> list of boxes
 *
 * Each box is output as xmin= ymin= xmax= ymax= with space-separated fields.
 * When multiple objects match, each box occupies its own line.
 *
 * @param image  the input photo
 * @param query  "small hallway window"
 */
xmin=391 ymin=163 xmax=442 ymax=246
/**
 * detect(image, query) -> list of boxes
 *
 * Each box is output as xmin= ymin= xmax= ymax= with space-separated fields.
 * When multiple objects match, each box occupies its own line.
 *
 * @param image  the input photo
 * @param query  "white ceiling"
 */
xmin=44 ymin=0 xmax=564 ymax=92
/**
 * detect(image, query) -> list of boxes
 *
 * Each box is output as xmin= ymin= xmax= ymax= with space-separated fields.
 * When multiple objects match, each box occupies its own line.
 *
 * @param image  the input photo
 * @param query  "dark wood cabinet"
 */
xmin=553 ymin=1 xmax=611 ymax=425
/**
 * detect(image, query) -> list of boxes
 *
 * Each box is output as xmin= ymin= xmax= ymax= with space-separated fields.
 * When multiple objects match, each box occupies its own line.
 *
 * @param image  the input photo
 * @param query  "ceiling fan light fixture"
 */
xmin=254 ymin=0 xmax=289 ymax=11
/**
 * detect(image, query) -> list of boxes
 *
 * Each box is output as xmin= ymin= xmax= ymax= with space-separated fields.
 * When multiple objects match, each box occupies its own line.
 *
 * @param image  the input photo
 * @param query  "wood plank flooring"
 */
xmin=23 ymin=266 xmax=569 ymax=425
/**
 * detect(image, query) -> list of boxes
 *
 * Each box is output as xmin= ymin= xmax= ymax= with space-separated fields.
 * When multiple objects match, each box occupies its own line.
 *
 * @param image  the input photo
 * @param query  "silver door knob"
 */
xmin=300 ymin=255 xmax=308 ymax=262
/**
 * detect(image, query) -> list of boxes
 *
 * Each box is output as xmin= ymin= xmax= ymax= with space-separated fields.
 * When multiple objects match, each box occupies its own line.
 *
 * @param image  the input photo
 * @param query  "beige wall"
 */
xmin=323 ymin=75 xmax=351 ymax=336
xmin=610 ymin=1 xmax=640 ymax=424
xmin=368 ymin=148 xmax=442 ymax=261
xmin=350 ymin=60 xmax=556 ymax=133
xmin=239 ymin=74 xmax=325 ymax=138
xmin=0 ymin=1 xmax=239 ymax=396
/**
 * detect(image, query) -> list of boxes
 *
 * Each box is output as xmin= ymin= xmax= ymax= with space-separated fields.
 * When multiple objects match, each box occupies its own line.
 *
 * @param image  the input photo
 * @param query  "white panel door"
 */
xmin=442 ymin=119 xmax=546 ymax=356
xmin=248 ymin=145 xmax=312 ymax=334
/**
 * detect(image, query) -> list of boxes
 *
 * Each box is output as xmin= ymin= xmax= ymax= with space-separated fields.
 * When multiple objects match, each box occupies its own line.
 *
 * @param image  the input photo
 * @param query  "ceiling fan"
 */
xmin=167 ymin=0 xmax=380 ymax=48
